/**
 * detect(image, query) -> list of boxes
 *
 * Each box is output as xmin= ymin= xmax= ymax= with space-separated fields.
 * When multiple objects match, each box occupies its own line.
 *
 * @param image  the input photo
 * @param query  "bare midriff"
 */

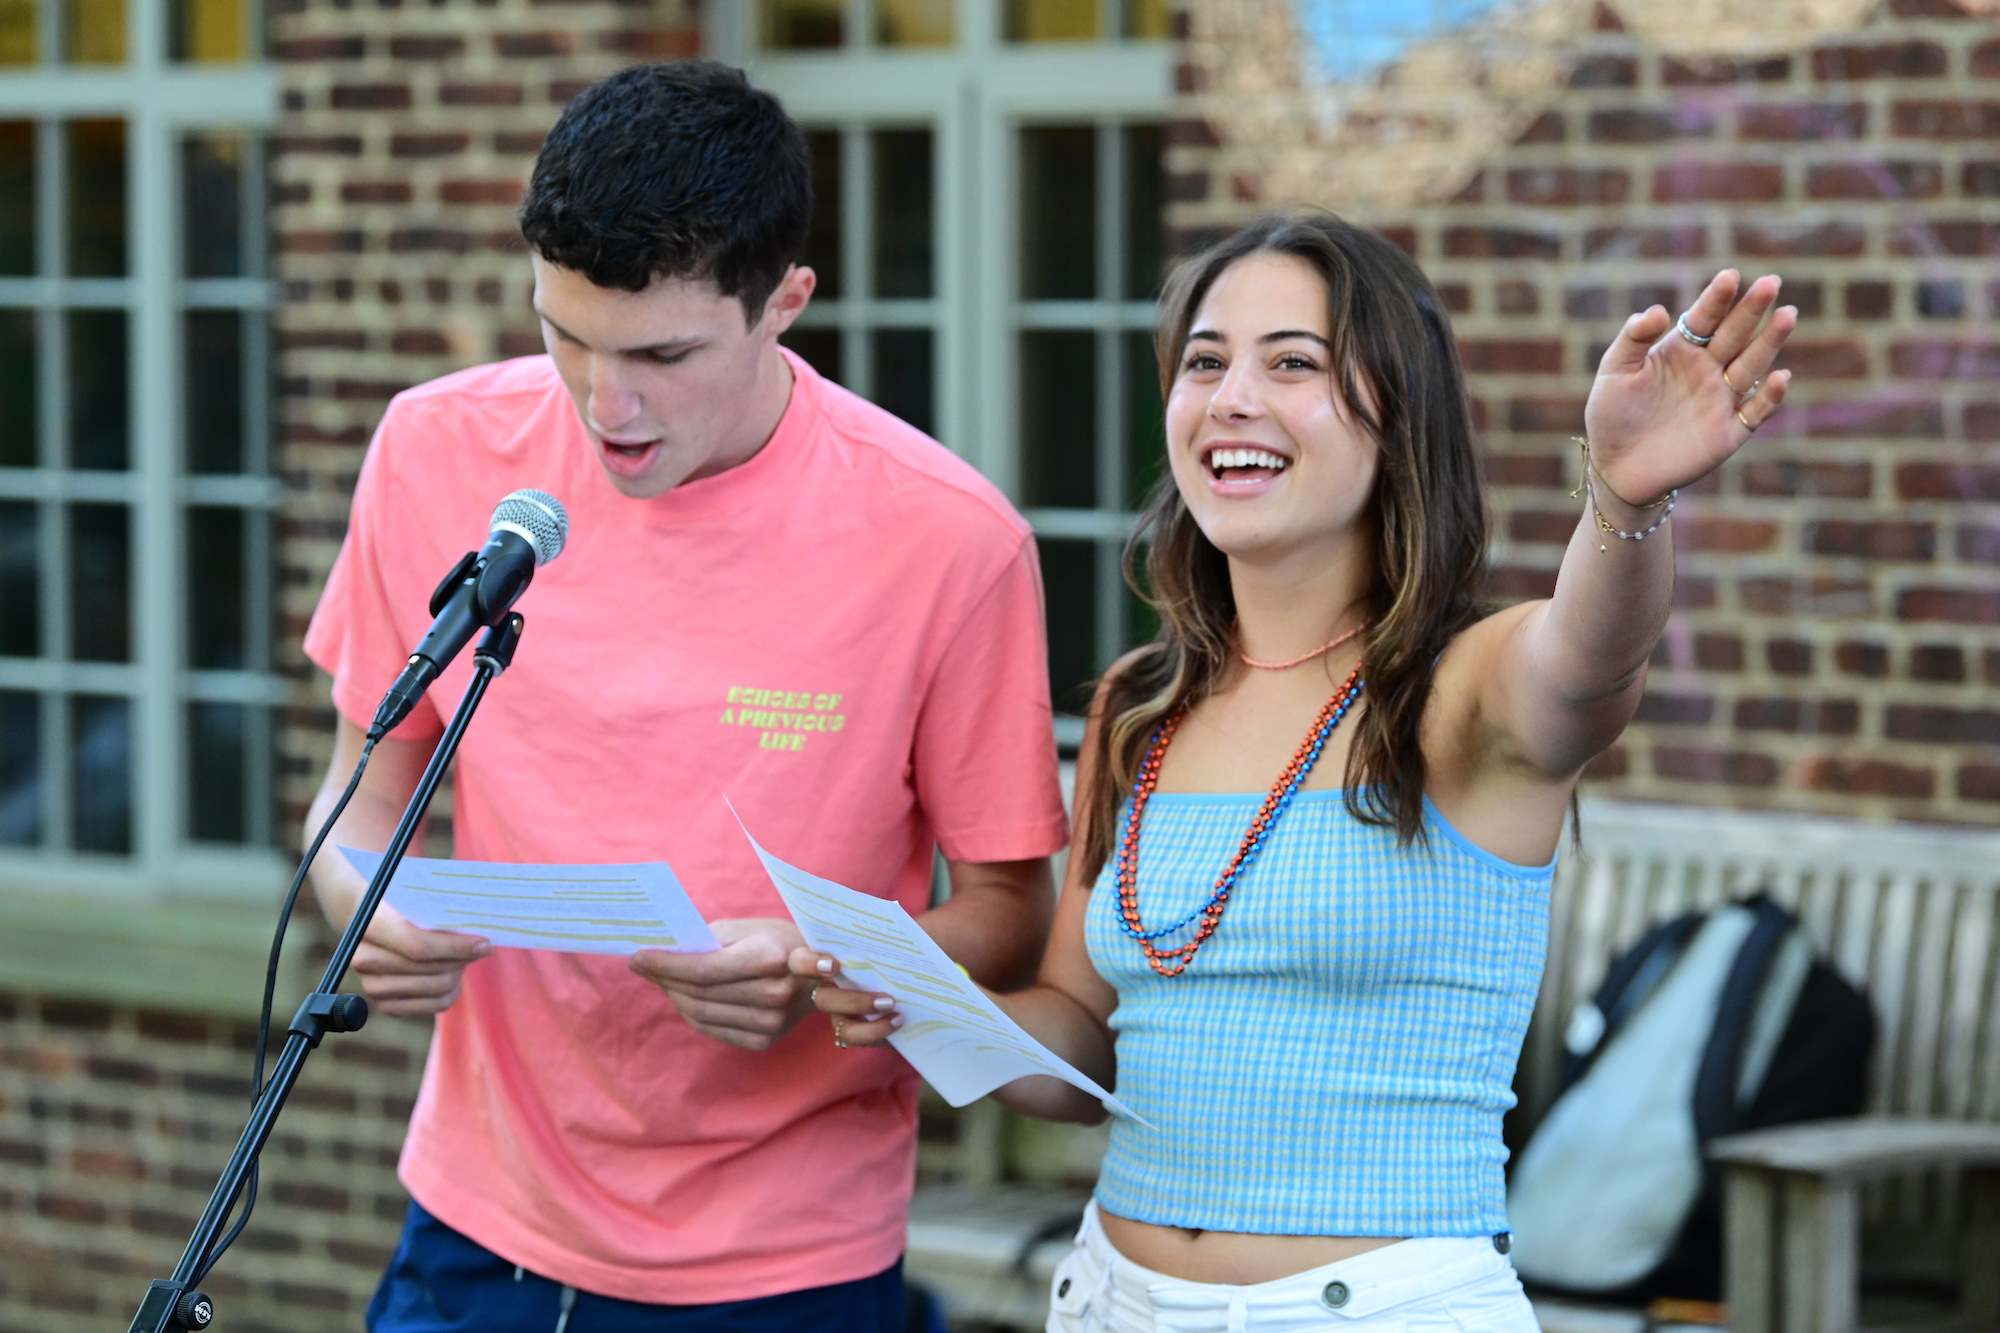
xmin=1098 ymin=1208 xmax=1405 ymax=1286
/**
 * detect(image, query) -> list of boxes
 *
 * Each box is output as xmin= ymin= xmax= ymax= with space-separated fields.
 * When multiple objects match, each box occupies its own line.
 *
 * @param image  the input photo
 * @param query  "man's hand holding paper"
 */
xmin=630 ymin=918 xmax=816 ymax=1052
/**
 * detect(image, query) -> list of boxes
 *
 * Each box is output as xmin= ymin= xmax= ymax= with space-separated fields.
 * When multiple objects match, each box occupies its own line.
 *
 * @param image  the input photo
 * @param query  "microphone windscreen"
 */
xmin=490 ymin=489 xmax=569 ymax=565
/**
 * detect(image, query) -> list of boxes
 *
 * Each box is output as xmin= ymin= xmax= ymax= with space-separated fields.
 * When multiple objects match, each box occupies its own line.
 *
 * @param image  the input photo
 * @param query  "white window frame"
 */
xmin=0 ymin=0 xmax=283 ymax=903
xmin=712 ymin=0 xmax=1171 ymax=745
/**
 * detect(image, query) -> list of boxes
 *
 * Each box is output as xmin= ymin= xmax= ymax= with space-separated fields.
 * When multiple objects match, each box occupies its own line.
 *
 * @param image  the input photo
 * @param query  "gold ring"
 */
xmin=1735 ymin=409 xmax=1758 ymax=433
xmin=833 ymin=1018 xmax=848 ymax=1049
xmin=1723 ymin=367 xmax=1743 ymax=395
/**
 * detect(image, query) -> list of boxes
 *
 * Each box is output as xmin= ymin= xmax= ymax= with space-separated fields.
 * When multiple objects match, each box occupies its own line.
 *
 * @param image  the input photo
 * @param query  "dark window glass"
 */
xmin=766 ymin=0 xmax=843 ymax=47
xmin=0 ymin=0 xmax=35 ymax=65
xmin=1124 ymin=0 xmax=1169 ymax=37
xmin=66 ymin=119 xmax=126 ymax=277
xmin=70 ymin=693 xmax=130 ymax=853
xmin=1 ymin=500 xmax=38 ymax=657
xmin=1125 ymin=329 xmax=1166 ymax=503
xmin=872 ymin=129 xmax=932 ymax=299
xmin=0 ymin=690 xmax=37 ymax=845
xmin=1123 ymin=124 xmax=1165 ymax=299
xmin=877 ymin=0 xmax=950 ymax=45
xmin=186 ymin=309 xmax=244 ymax=473
xmin=171 ymin=0 xmax=249 ymax=63
xmin=872 ymin=329 xmax=933 ymax=435
xmin=69 ymin=502 xmax=128 ymax=661
xmin=65 ymin=0 xmax=126 ymax=63
xmin=1021 ymin=330 xmax=1097 ymax=509
xmin=1021 ymin=126 xmax=1096 ymax=300
xmin=68 ymin=308 xmax=128 ymax=469
xmin=0 ymin=122 xmax=33 ymax=276
xmin=801 ymin=131 xmax=842 ymax=301
xmin=1038 ymin=537 xmax=1097 ymax=713
xmin=188 ymin=700 xmax=246 ymax=843
xmin=182 ymin=134 xmax=244 ymax=278
xmin=1006 ymin=0 xmax=1098 ymax=40
xmin=782 ymin=327 xmax=842 ymax=386
xmin=187 ymin=505 xmax=245 ymax=669
xmin=0 ymin=308 xmax=35 ymax=467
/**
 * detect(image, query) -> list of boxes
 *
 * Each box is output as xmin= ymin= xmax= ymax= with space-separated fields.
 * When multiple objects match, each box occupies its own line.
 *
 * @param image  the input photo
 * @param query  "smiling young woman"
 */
xmin=799 ymin=211 xmax=1797 ymax=1332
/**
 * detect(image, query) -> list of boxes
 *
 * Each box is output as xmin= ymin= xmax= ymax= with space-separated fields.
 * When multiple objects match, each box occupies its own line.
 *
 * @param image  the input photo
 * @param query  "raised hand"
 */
xmin=1581 ymin=270 xmax=1797 ymax=510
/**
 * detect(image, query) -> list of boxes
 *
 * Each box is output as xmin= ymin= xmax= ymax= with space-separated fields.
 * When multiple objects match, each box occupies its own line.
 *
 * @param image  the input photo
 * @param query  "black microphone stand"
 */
xmin=126 ymin=614 xmax=527 ymax=1333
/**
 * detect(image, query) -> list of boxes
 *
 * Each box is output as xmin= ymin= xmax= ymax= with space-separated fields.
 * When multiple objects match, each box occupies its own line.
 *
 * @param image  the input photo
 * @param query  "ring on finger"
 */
xmin=1735 ymin=408 xmax=1760 ymax=433
xmin=1723 ymin=367 xmax=1744 ymax=395
xmin=1675 ymin=312 xmax=1716 ymax=347
xmin=833 ymin=1017 xmax=848 ymax=1049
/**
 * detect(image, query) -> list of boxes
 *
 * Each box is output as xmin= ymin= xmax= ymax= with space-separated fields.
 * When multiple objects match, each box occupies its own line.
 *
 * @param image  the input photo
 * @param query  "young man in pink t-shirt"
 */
xmin=302 ymin=62 xmax=1067 ymax=1330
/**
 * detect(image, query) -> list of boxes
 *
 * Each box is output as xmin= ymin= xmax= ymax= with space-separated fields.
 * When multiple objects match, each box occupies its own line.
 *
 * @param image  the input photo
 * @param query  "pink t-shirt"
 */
xmin=304 ymin=350 xmax=1067 ymax=1303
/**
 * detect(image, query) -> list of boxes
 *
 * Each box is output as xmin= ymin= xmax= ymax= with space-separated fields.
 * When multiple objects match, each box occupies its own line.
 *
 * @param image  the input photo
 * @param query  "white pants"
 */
xmin=1045 ymin=1201 xmax=1541 ymax=1333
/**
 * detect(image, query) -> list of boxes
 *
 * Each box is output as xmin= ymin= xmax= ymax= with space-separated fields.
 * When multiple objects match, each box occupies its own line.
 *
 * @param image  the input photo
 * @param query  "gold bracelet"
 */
xmin=1570 ymin=437 xmax=1672 ymax=509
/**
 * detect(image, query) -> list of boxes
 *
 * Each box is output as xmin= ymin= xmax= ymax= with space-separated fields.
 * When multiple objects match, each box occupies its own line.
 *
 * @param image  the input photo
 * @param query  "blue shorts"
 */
xmin=367 ymin=1201 xmax=910 ymax=1333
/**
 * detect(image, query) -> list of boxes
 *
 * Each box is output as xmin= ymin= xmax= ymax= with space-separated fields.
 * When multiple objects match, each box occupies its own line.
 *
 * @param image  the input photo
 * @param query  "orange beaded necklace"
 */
xmin=1115 ymin=665 xmax=1365 ymax=978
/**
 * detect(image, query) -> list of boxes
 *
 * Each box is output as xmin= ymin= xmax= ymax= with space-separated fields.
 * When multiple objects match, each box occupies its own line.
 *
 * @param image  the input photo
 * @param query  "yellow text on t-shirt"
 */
xmin=720 ymin=686 xmax=846 ymax=753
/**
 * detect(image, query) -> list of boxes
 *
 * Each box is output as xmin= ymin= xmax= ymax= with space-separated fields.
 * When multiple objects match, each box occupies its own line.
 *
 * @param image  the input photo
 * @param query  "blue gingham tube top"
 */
xmin=1083 ymin=790 xmax=1552 ymax=1237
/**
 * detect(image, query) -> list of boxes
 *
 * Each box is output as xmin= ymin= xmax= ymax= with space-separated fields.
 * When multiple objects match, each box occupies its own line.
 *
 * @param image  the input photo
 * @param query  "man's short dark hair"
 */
xmin=519 ymin=62 xmax=812 ymax=324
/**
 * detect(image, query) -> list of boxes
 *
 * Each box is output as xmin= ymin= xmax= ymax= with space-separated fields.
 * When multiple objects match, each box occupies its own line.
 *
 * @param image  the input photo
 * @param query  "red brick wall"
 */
xmin=0 ymin=992 xmax=433 ymax=1330
xmin=1172 ymin=0 xmax=2000 ymax=825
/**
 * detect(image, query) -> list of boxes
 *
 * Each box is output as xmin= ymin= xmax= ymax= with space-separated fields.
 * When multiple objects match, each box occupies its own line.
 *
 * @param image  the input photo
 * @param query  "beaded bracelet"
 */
xmin=1568 ymin=436 xmax=1676 ymax=551
xmin=1582 ymin=474 xmax=1677 ymax=552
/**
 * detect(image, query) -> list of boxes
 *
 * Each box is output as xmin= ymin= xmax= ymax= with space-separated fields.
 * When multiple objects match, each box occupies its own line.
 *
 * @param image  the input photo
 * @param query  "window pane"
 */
xmin=872 ymin=329 xmax=933 ymax=435
xmin=1123 ymin=124 xmax=1165 ymax=299
xmin=1125 ymin=329 xmax=1165 ymax=504
xmin=183 ymin=134 xmax=244 ymax=277
xmin=1123 ymin=0 xmax=1168 ymax=37
xmin=0 ymin=122 xmax=32 ymax=274
xmin=69 ymin=502 xmax=129 ymax=661
xmin=1021 ymin=126 xmax=1097 ymax=300
xmin=1021 ymin=330 xmax=1097 ymax=509
xmin=801 ymin=131 xmax=842 ymax=301
xmin=172 ymin=0 xmax=247 ymax=62
xmin=68 ymin=308 xmax=128 ymax=469
xmin=0 ymin=0 xmax=34 ymax=64
xmin=0 ymin=690 xmax=37 ymax=845
xmin=872 ymin=129 xmax=932 ymax=299
xmin=1038 ymin=537 xmax=1097 ymax=713
xmin=0 ymin=308 xmax=34 ymax=466
xmin=1007 ymin=0 xmax=1098 ymax=40
xmin=878 ymin=0 xmax=951 ymax=45
xmin=65 ymin=0 xmax=124 ymax=62
xmin=782 ymin=327 xmax=842 ymax=386
xmin=188 ymin=701 xmax=246 ymax=842
xmin=0 ymin=500 xmax=38 ymax=657
xmin=766 ymin=0 xmax=843 ymax=47
xmin=186 ymin=309 xmax=244 ymax=473
xmin=66 ymin=120 xmax=126 ymax=275
xmin=71 ymin=693 xmax=130 ymax=853
xmin=188 ymin=505 xmax=244 ymax=669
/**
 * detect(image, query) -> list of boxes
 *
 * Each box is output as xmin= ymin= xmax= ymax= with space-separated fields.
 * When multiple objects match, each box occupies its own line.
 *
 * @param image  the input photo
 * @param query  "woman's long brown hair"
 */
xmin=1078 ymin=212 xmax=1489 ymax=883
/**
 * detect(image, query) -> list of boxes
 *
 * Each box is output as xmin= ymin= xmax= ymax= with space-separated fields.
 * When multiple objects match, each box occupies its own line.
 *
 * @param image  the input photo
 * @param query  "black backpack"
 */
xmin=1507 ymin=894 xmax=1874 ymax=1300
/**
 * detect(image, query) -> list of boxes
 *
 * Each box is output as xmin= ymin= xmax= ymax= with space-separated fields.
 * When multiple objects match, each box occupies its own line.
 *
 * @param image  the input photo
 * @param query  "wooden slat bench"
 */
xmin=906 ymin=799 xmax=2000 ymax=1330
xmin=1710 ymin=1119 xmax=2000 ymax=1333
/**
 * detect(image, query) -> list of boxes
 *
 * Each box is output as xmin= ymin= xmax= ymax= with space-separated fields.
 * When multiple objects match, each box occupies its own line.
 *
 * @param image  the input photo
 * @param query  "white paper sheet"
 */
xmin=729 ymin=808 xmax=1146 ymax=1122
xmin=339 ymin=847 xmax=718 ymax=956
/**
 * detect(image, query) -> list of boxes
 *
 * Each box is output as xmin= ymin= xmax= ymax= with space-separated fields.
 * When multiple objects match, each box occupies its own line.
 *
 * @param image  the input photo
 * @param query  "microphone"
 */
xmin=369 ymin=489 xmax=569 ymax=737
